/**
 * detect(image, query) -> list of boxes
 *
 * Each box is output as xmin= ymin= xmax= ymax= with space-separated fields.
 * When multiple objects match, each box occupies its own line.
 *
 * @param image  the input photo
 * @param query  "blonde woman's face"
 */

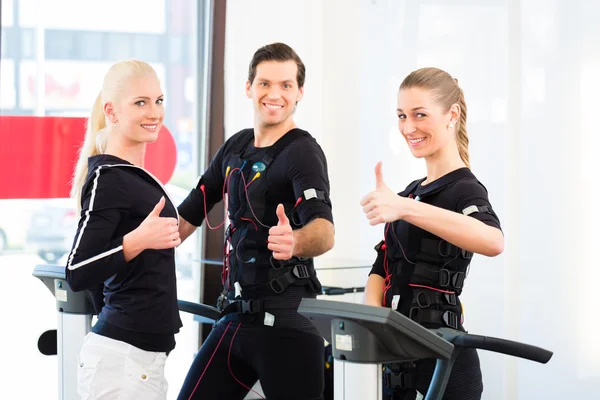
xmin=396 ymin=87 xmax=457 ymax=160
xmin=113 ymin=75 xmax=165 ymax=145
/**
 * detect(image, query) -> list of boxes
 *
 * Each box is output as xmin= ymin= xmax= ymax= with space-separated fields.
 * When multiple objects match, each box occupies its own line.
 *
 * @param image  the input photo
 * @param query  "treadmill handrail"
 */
xmin=452 ymin=332 xmax=553 ymax=364
xmin=437 ymin=328 xmax=553 ymax=364
xmin=321 ymin=286 xmax=365 ymax=295
xmin=177 ymin=300 xmax=221 ymax=322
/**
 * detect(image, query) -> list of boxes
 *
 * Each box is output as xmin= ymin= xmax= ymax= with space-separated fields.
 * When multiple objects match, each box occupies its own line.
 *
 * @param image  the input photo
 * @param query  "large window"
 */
xmin=0 ymin=0 xmax=201 ymax=398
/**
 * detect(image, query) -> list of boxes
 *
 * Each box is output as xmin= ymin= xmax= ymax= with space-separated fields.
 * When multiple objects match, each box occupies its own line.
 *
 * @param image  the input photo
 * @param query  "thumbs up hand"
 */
xmin=360 ymin=162 xmax=405 ymax=226
xmin=149 ymin=196 xmax=166 ymax=217
xmin=268 ymin=204 xmax=294 ymax=260
xmin=134 ymin=196 xmax=181 ymax=250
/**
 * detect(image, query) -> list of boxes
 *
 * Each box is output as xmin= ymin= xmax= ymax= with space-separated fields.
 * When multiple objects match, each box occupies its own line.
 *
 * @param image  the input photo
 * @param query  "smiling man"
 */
xmin=176 ymin=43 xmax=335 ymax=400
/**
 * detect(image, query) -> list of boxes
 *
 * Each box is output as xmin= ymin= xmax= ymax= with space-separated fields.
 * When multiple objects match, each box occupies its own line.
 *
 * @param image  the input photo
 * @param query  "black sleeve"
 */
xmin=66 ymin=168 xmax=131 ymax=292
xmin=451 ymin=180 xmax=502 ymax=230
xmin=285 ymin=139 xmax=334 ymax=225
xmin=368 ymin=240 xmax=386 ymax=278
xmin=177 ymin=141 xmax=227 ymax=226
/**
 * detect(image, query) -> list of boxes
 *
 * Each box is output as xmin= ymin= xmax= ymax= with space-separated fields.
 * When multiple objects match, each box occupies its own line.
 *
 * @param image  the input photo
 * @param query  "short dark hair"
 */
xmin=247 ymin=42 xmax=306 ymax=88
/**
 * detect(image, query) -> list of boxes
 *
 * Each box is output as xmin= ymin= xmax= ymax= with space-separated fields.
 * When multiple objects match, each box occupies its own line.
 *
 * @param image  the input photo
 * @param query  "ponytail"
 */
xmin=456 ymin=87 xmax=469 ymax=169
xmin=70 ymin=91 xmax=107 ymax=211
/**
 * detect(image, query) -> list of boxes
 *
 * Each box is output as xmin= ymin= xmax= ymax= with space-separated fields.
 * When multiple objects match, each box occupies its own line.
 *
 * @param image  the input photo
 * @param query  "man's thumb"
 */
xmin=276 ymin=204 xmax=289 ymax=225
xmin=150 ymin=196 xmax=165 ymax=216
xmin=375 ymin=161 xmax=385 ymax=188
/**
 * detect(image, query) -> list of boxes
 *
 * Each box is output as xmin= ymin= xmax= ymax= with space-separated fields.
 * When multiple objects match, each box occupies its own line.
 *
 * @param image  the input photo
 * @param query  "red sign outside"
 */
xmin=0 ymin=116 xmax=177 ymax=199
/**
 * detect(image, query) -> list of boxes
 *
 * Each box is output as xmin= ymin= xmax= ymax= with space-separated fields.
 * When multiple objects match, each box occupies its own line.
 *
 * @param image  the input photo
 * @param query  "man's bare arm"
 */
xmin=292 ymin=218 xmax=335 ymax=258
xmin=178 ymin=216 xmax=198 ymax=243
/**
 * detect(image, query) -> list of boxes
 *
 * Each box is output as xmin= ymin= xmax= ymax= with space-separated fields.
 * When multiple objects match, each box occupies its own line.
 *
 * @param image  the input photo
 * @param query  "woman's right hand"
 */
xmin=136 ymin=196 xmax=181 ymax=249
xmin=123 ymin=197 xmax=180 ymax=261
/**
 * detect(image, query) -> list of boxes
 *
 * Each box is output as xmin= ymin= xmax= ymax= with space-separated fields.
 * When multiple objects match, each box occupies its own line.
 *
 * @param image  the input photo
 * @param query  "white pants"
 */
xmin=77 ymin=332 xmax=168 ymax=400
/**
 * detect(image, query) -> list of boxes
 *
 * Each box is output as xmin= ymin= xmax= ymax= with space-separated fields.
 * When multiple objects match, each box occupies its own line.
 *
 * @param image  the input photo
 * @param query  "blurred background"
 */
xmin=0 ymin=0 xmax=597 ymax=398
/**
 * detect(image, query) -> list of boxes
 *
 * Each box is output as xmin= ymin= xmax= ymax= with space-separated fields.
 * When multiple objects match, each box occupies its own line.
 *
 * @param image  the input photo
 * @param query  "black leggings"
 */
xmin=177 ymin=316 xmax=325 ymax=400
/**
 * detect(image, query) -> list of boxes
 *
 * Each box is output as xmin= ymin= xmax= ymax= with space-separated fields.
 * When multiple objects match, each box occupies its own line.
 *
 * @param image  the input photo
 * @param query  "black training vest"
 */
xmin=379 ymin=173 xmax=487 ymax=330
xmin=223 ymin=129 xmax=322 ymax=297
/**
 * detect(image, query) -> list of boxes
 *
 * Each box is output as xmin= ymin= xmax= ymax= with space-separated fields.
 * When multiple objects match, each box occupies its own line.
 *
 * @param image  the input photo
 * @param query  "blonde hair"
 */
xmin=400 ymin=67 xmax=470 ymax=168
xmin=70 ymin=60 xmax=158 ymax=210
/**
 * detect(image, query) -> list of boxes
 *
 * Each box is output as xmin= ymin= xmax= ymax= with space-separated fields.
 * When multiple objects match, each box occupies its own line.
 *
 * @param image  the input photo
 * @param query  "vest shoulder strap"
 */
xmin=398 ymin=178 xmax=425 ymax=197
xmin=262 ymin=129 xmax=309 ymax=167
xmin=230 ymin=129 xmax=255 ymax=156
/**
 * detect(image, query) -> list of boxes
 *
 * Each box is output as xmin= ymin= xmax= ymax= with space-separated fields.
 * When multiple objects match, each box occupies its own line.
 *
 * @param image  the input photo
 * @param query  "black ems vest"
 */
xmin=223 ymin=129 xmax=322 ymax=297
xmin=378 ymin=175 xmax=496 ymax=331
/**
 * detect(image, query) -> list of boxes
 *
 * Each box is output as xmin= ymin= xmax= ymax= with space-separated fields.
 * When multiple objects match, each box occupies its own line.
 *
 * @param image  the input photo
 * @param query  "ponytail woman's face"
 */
xmin=396 ymin=87 xmax=457 ymax=160
xmin=113 ymin=75 xmax=164 ymax=145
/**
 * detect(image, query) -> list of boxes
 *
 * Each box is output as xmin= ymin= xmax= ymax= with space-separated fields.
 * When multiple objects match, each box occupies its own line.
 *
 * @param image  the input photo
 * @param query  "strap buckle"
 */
xmin=269 ymin=256 xmax=285 ymax=270
xmin=268 ymin=263 xmax=312 ymax=294
xmin=438 ymin=269 xmax=451 ymax=287
xmin=240 ymin=299 xmax=262 ymax=314
xmin=408 ymin=307 xmax=419 ymax=322
xmin=220 ymin=299 xmax=263 ymax=317
xmin=442 ymin=311 xmax=458 ymax=329
xmin=416 ymin=291 xmax=431 ymax=308
xmin=452 ymin=271 xmax=466 ymax=289
xmin=438 ymin=240 xmax=461 ymax=257
xmin=383 ymin=371 xmax=416 ymax=390
xmin=438 ymin=241 xmax=452 ymax=257
xmin=444 ymin=292 xmax=457 ymax=306
xmin=292 ymin=264 xmax=310 ymax=279
xmin=269 ymin=279 xmax=286 ymax=294
xmin=409 ymin=308 xmax=459 ymax=330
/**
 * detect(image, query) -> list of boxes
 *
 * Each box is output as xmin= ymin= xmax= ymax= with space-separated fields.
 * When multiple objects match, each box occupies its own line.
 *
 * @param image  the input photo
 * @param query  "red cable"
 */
xmin=203 ymin=167 xmax=240 ymax=286
xmin=188 ymin=169 xmax=271 ymax=400
xmin=200 ymin=166 xmax=240 ymax=231
xmin=381 ymin=223 xmax=456 ymax=305
xmin=239 ymin=172 xmax=271 ymax=228
xmin=222 ymin=240 xmax=229 ymax=286
xmin=408 ymin=284 xmax=455 ymax=294
xmin=382 ymin=224 xmax=392 ymax=306
xmin=245 ymin=175 xmax=259 ymax=189
xmin=187 ymin=321 xmax=233 ymax=400
xmin=228 ymin=322 xmax=265 ymax=399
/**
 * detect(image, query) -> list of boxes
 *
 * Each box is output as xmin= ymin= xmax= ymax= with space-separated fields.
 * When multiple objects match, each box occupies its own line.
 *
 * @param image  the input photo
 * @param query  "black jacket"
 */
xmin=66 ymin=155 xmax=182 ymax=351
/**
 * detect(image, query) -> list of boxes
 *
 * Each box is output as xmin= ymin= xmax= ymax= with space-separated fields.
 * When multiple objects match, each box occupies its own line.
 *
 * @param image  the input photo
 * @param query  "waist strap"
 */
xmin=268 ymin=262 xmax=314 ymax=293
xmin=412 ymin=288 xmax=457 ymax=308
xmin=420 ymin=238 xmax=473 ymax=259
xmin=383 ymin=362 xmax=420 ymax=400
xmin=411 ymin=264 xmax=466 ymax=292
xmin=409 ymin=307 xmax=460 ymax=330
xmin=221 ymin=299 xmax=264 ymax=317
xmin=220 ymin=294 xmax=305 ymax=318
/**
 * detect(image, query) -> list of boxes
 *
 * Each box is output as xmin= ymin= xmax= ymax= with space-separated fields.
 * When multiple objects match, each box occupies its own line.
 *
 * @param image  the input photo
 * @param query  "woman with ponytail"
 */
xmin=66 ymin=59 xmax=182 ymax=400
xmin=360 ymin=68 xmax=504 ymax=399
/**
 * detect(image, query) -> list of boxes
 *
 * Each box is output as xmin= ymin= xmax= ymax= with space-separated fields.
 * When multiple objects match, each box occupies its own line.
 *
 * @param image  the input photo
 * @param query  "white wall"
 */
xmin=225 ymin=0 xmax=600 ymax=398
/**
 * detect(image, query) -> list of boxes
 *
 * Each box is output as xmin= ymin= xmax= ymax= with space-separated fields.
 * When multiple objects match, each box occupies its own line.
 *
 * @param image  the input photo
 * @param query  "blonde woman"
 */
xmin=361 ymin=68 xmax=504 ymax=400
xmin=66 ymin=60 xmax=182 ymax=400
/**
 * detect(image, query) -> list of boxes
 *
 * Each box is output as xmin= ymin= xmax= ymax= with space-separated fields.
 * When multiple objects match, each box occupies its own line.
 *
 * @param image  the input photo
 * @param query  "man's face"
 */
xmin=246 ymin=60 xmax=304 ymax=128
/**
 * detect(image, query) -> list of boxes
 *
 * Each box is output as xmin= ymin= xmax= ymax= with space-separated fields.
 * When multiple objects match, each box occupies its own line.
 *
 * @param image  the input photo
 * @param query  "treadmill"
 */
xmin=297 ymin=298 xmax=553 ymax=400
xmin=32 ymin=264 xmax=221 ymax=400
xmin=34 ymin=264 xmax=552 ymax=400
